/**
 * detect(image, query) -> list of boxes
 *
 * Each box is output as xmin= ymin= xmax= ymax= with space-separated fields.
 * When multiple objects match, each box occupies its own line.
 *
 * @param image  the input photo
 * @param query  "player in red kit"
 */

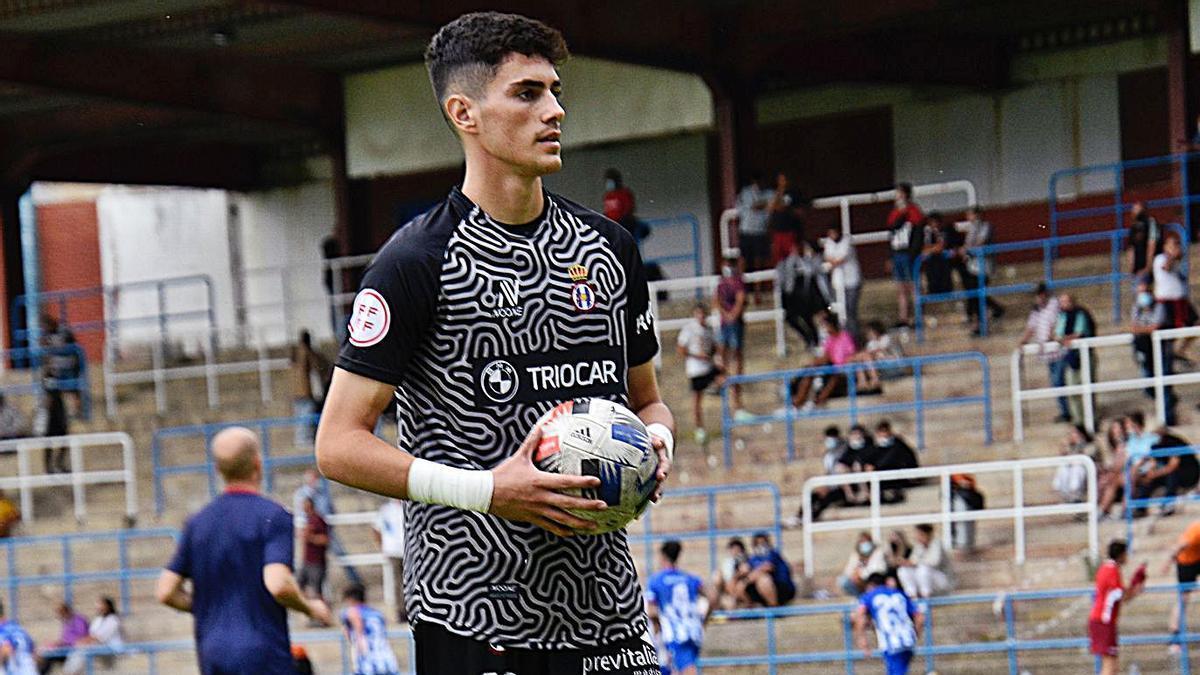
xmin=1088 ymin=539 xmax=1146 ymax=675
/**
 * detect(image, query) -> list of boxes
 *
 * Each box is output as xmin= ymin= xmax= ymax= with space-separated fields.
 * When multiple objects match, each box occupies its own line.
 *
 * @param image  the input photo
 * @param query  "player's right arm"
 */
xmin=316 ymin=368 xmax=607 ymax=537
xmin=263 ymin=564 xmax=332 ymax=625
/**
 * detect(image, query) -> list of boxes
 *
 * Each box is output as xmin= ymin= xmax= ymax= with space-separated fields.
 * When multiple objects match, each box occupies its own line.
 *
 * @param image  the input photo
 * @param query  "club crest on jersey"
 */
xmin=347 ymin=288 xmax=390 ymax=347
xmin=568 ymin=264 xmax=597 ymax=311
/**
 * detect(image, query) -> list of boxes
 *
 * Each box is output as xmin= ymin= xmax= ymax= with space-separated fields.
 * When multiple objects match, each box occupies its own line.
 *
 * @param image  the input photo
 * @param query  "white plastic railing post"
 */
xmin=772 ymin=281 xmax=785 ymax=357
xmin=869 ymin=476 xmax=882 ymax=545
xmin=151 ymin=340 xmax=167 ymax=414
xmin=70 ymin=438 xmax=85 ymax=522
xmin=382 ymin=558 xmax=396 ymax=615
xmin=17 ymin=442 xmax=32 ymax=519
xmin=203 ymin=331 xmax=219 ymax=409
xmin=802 ymin=481 xmax=815 ymax=578
xmin=940 ymin=472 xmax=952 ymax=553
xmin=256 ymin=331 xmax=271 ymax=404
xmin=1080 ymin=343 xmax=1095 ymax=432
xmin=1013 ymin=465 xmax=1026 ymax=565
xmin=122 ymin=435 xmax=137 ymax=522
xmin=1085 ymin=456 xmax=1099 ymax=565
xmin=1011 ymin=350 xmax=1024 ymax=442
xmin=839 ymin=199 xmax=852 ymax=241
xmin=103 ymin=339 xmax=118 ymax=420
xmin=1152 ymin=332 xmax=1167 ymax=426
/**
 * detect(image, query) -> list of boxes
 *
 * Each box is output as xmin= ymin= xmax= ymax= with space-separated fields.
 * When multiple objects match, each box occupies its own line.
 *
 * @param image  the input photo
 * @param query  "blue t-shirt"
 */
xmin=0 ymin=620 xmax=37 ymax=675
xmin=167 ymin=490 xmax=295 ymax=675
xmin=341 ymin=604 xmax=399 ymax=675
xmin=749 ymin=549 xmax=794 ymax=591
xmin=860 ymin=586 xmax=918 ymax=655
xmin=645 ymin=568 xmax=704 ymax=647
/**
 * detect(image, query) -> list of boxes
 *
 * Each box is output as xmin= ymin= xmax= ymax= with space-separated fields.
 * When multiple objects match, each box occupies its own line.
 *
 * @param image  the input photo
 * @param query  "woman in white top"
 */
xmin=63 ymin=597 xmax=123 ymax=674
xmin=1153 ymin=234 xmax=1197 ymax=360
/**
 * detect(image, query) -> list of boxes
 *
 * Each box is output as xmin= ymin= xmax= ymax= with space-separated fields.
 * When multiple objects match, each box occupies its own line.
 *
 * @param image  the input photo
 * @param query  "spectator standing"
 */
xmin=645 ymin=541 xmax=709 ymax=675
xmin=735 ymin=172 xmax=771 ymax=272
xmin=373 ymin=498 xmax=407 ymax=624
xmin=0 ymin=395 xmax=27 ymax=440
xmin=854 ymin=573 xmax=921 ymax=675
xmin=767 ymin=173 xmax=805 ymax=265
xmin=0 ymin=491 xmax=18 ymax=538
xmin=602 ymin=169 xmax=648 ymax=242
xmin=896 ymin=524 xmax=954 ymax=599
xmin=1127 ymin=201 xmax=1161 ymax=279
xmin=340 ymin=584 xmax=400 ymax=675
xmin=714 ymin=254 xmax=747 ymax=413
xmin=156 ymin=427 xmax=332 ymax=675
xmin=949 ymin=474 xmax=984 ymax=552
xmin=708 ymin=538 xmax=750 ymax=611
xmin=886 ymin=183 xmax=925 ymax=327
xmin=1130 ymin=277 xmax=1177 ymax=423
xmin=0 ymin=600 xmax=37 ymax=675
xmin=1020 ymin=283 xmax=1066 ymax=422
xmin=792 ymin=313 xmax=858 ymax=411
xmin=293 ymin=468 xmax=332 ymax=531
xmin=33 ymin=384 xmax=68 ymax=475
xmin=299 ymin=498 xmax=330 ymax=606
xmin=61 ymin=597 xmax=123 ymax=675
xmin=37 ymin=602 xmax=87 ymax=674
xmin=1089 ymin=540 xmax=1146 ymax=675
xmin=743 ymin=533 xmax=795 ymax=607
xmin=38 ymin=315 xmax=81 ymax=417
xmin=960 ymin=207 xmax=1005 ymax=333
xmin=919 ymin=212 xmax=950 ymax=296
xmin=676 ymin=304 xmax=724 ymax=444
xmin=1053 ymin=294 xmax=1097 ymax=426
xmin=822 ymin=224 xmax=862 ymax=337
xmin=1164 ymin=520 xmax=1200 ymax=650
xmin=1153 ymin=233 xmax=1197 ymax=361
xmin=838 ymin=533 xmax=888 ymax=596
xmin=777 ymin=239 xmax=831 ymax=348
xmin=291 ymin=330 xmax=331 ymax=446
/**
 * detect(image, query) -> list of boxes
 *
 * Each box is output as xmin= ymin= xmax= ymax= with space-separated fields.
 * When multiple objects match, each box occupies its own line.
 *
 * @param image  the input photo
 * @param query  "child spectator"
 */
xmin=792 ymin=313 xmax=857 ymax=411
xmin=742 ymin=533 xmax=795 ymax=607
xmin=676 ymin=304 xmax=724 ymax=444
xmin=714 ymin=253 xmax=747 ymax=412
xmin=708 ymin=538 xmax=750 ymax=611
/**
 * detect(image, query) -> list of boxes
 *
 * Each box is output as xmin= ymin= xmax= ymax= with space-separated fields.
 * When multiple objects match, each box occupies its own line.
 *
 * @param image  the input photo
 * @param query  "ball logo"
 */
xmin=480 ymin=360 xmax=519 ymax=403
xmin=572 ymin=283 xmax=596 ymax=311
xmin=347 ymin=288 xmax=390 ymax=347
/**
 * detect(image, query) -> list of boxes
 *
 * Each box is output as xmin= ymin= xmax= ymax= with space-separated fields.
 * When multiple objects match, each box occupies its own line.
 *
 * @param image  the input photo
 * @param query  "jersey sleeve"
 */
xmin=619 ymin=234 xmax=659 ymax=367
xmin=336 ymin=228 xmax=443 ymax=386
xmin=644 ymin=576 xmax=660 ymax=606
xmin=166 ymin=519 xmax=193 ymax=578
xmin=263 ymin=505 xmax=295 ymax=569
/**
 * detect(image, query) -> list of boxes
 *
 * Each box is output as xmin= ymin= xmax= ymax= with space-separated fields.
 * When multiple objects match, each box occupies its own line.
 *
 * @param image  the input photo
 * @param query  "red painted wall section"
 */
xmin=36 ymin=201 xmax=104 ymax=362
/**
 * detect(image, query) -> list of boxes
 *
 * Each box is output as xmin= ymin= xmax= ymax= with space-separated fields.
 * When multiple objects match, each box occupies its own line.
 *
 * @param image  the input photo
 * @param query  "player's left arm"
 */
xmin=154 ymin=570 xmax=193 ymax=613
xmin=628 ymin=360 xmax=674 ymax=502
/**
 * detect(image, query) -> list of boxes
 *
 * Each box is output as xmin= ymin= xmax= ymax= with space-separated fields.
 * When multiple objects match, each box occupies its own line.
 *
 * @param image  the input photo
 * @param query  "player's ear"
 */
xmin=444 ymin=94 xmax=478 ymax=136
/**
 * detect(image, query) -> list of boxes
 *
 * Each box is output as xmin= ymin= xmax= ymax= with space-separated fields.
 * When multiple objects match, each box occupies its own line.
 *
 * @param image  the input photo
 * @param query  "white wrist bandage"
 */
xmin=406 ymin=458 xmax=494 ymax=513
xmin=646 ymin=423 xmax=675 ymax=462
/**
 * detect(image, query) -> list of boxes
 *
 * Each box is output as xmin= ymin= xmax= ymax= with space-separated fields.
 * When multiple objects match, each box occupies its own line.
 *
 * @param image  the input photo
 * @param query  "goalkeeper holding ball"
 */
xmin=316 ymin=11 xmax=674 ymax=675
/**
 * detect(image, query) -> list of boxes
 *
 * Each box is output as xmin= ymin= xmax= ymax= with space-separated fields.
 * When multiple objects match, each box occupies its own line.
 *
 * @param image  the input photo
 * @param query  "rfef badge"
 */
xmin=569 ymin=264 xmax=597 ymax=311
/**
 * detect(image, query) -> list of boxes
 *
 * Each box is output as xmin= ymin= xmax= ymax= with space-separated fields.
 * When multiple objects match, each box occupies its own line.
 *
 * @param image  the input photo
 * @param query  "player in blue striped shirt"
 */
xmin=854 ymin=573 xmax=923 ymax=675
xmin=0 ymin=601 xmax=37 ymax=675
xmin=645 ymin=541 xmax=710 ymax=675
xmin=342 ymin=584 xmax=400 ymax=675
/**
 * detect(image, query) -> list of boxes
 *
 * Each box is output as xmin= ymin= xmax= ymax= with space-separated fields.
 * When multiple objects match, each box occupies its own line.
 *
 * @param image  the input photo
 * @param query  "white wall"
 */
xmin=543 ymin=132 xmax=713 ymax=277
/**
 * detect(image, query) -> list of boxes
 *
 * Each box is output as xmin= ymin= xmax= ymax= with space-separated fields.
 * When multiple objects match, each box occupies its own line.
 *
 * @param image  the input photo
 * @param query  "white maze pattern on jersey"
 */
xmin=395 ymin=195 xmax=648 ymax=649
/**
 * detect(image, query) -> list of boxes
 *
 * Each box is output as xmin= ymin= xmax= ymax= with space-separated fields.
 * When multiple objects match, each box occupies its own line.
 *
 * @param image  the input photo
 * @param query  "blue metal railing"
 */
xmin=40 ymin=627 xmax=418 ymax=675
xmin=1124 ymin=444 xmax=1200 ymax=550
xmin=720 ymin=352 xmax=992 ymax=467
xmin=10 ymin=275 xmax=216 ymax=349
xmin=1049 ymin=150 xmax=1200 ymax=240
xmin=913 ymin=224 xmax=1189 ymax=342
xmin=698 ymin=583 xmax=1199 ymax=675
xmin=1 ymin=528 xmax=179 ymax=619
xmin=0 ymin=343 xmax=91 ymax=418
xmin=151 ymin=415 xmax=321 ymax=516
xmin=641 ymin=213 xmax=704 ymax=278
xmin=631 ymin=482 xmax=783 ymax=576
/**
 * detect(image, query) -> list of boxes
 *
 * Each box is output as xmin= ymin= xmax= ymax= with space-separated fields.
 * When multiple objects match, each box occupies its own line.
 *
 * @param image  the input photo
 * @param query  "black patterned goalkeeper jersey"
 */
xmin=336 ymin=186 xmax=659 ymax=650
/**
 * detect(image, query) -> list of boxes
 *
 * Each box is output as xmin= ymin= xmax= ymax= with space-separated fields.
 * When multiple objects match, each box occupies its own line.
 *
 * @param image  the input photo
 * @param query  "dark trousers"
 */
xmin=958 ymin=267 xmax=1004 ymax=321
xmin=1135 ymin=338 xmax=1177 ymax=421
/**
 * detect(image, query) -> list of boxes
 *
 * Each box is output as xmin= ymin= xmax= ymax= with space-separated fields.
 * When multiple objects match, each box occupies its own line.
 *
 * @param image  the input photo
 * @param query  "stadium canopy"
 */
xmin=0 ymin=0 xmax=1185 ymax=216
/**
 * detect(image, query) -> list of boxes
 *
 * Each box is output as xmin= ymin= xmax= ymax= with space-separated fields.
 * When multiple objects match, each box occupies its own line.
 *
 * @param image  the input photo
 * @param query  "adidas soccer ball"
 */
xmin=535 ymin=398 xmax=659 ymax=534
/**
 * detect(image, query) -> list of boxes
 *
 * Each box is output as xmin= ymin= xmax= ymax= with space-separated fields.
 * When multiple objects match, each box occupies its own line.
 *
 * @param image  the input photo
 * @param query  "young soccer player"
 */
xmin=1089 ymin=539 xmax=1146 ymax=675
xmin=646 ymin=541 xmax=710 ymax=675
xmin=342 ymin=584 xmax=400 ymax=675
xmin=854 ymin=573 xmax=922 ymax=675
xmin=0 ymin=600 xmax=37 ymax=675
xmin=315 ymin=12 xmax=674 ymax=674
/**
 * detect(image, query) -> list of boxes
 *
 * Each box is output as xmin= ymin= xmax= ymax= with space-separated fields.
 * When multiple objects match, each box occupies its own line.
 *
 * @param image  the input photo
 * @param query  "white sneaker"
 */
xmin=733 ymin=409 xmax=755 ymax=422
xmin=800 ymin=401 xmax=816 ymax=413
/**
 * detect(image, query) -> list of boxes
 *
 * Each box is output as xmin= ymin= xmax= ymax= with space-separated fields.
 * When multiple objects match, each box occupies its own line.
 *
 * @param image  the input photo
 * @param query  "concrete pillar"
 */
xmin=706 ymin=73 xmax=756 ymax=261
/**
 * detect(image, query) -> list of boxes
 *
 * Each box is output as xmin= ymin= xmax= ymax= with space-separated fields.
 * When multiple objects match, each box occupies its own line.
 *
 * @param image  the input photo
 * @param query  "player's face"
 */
xmin=476 ymin=54 xmax=565 ymax=177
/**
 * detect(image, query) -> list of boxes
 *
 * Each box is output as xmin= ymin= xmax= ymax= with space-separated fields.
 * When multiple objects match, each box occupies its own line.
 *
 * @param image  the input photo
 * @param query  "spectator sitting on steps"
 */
xmin=791 ymin=312 xmax=859 ymax=411
xmin=837 ymin=533 xmax=888 ymax=597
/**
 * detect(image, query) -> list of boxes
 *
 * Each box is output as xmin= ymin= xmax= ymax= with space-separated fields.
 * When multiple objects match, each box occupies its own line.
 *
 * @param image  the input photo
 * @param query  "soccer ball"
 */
xmin=535 ymin=398 xmax=659 ymax=534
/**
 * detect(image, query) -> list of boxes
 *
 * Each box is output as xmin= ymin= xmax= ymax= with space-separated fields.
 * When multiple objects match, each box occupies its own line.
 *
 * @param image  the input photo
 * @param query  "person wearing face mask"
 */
xmin=714 ymin=252 xmax=747 ymax=413
xmin=838 ymin=533 xmax=888 ymax=597
xmin=787 ymin=426 xmax=866 ymax=526
xmin=865 ymin=421 xmax=919 ymax=502
xmin=741 ymin=533 xmax=795 ymax=607
xmin=602 ymin=168 xmax=649 ymax=243
xmin=1129 ymin=276 xmax=1177 ymax=424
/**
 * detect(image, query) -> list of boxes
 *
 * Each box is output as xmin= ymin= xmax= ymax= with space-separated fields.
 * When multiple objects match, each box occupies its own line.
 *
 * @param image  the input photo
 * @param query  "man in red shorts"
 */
xmin=1089 ymin=539 xmax=1146 ymax=675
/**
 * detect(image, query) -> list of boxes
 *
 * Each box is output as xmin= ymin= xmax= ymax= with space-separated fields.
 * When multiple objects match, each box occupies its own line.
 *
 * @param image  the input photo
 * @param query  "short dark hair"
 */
xmin=866 ymin=572 xmax=888 ymax=587
xmin=1108 ymin=539 xmax=1128 ymax=560
xmin=916 ymin=523 xmax=934 ymax=536
xmin=661 ymin=540 xmax=682 ymax=563
xmin=727 ymin=537 xmax=746 ymax=551
xmin=100 ymin=596 xmax=117 ymax=616
xmin=925 ymin=211 xmax=942 ymax=224
xmin=1128 ymin=411 xmax=1145 ymax=428
xmin=343 ymin=583 xmax=366 ymax=602
xmin=1035 ymin=282 xmax=1048 ymax=296
xmin=896 ymin=182 xmax=913 ymax=198
xmin=824 ymin=425 xmax=841 ymax=438
xmin=425 ymin=12 xmax=569 ymax=107
xmin=875 ymin=420 xmax=892 ymax=433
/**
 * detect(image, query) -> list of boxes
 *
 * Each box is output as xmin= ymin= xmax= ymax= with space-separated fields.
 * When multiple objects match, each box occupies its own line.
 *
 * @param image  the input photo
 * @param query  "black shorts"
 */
xmin=689 ymin=369 xmax=721 ymax=392
xmin=746 ymin=580 xmax=796 ymax=606
xmin=1178 ymin=560 xmax=1200 ymax=584
xmin=413 ymin=622 xmax=659 ymax=675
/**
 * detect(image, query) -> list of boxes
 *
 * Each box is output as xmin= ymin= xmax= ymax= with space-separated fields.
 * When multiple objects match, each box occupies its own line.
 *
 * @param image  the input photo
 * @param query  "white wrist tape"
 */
xmin=646 ymin=423 xmax=674 ymax=462
xmin=406 ymin=458 xmax=494 ymax=513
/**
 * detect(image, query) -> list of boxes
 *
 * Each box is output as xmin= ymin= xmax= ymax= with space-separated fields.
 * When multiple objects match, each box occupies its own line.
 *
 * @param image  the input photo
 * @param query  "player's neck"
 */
xmin=461 ymin=163 xmax=545 ymax=225
xmin=223 ymin=480 xmax=259 ymax=494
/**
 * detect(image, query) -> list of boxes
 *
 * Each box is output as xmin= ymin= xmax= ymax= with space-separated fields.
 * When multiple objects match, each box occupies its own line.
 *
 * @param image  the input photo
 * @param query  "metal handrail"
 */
xmin=0 ymin=432 xmax=137 ymax=523
xmin=800 ymin=455 xmax=1099 ymax=578
xmin=720 ymin=351 xmax=992 ymax=466
xmin=0 ymin=343 xmax=91 ymax=419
